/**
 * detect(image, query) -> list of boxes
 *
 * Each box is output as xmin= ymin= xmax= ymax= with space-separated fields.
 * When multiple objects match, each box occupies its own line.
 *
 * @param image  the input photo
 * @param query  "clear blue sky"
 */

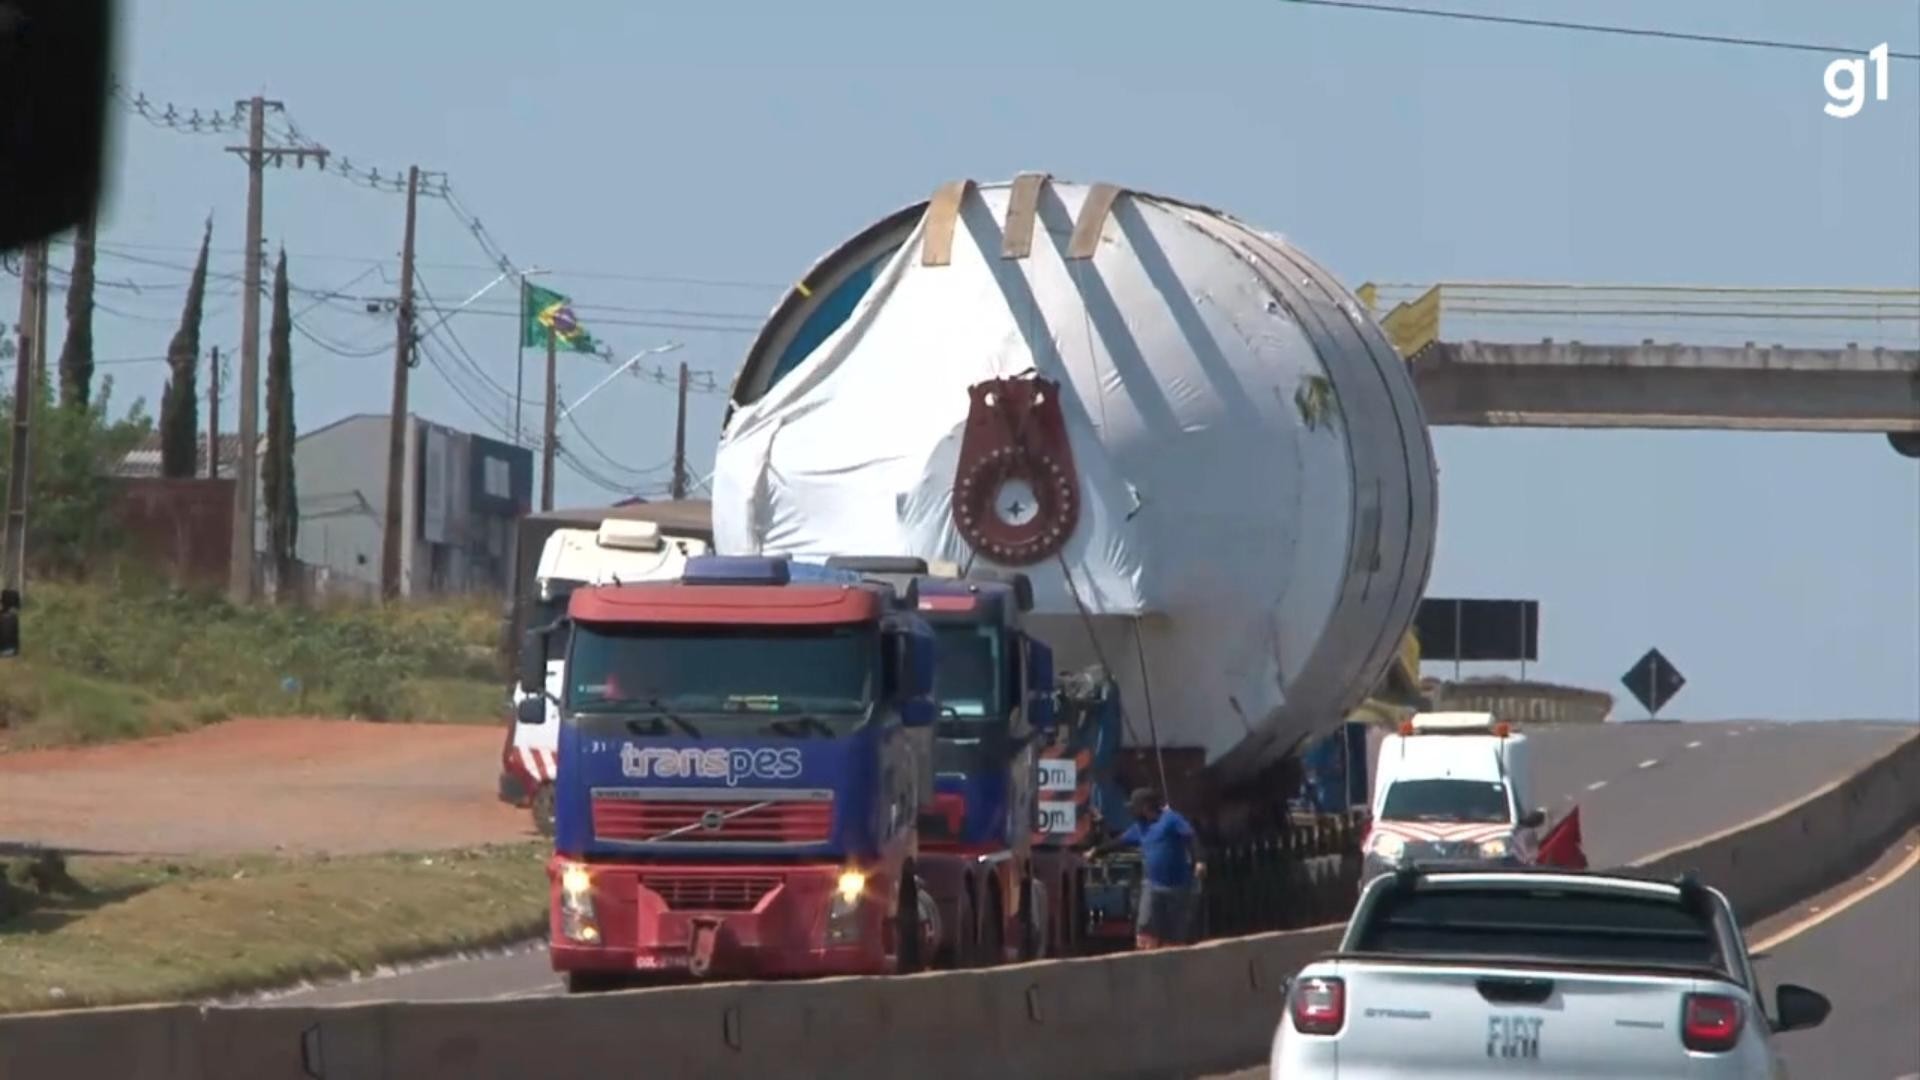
xmin=5 ymin=0 xmax=1917 ymax=720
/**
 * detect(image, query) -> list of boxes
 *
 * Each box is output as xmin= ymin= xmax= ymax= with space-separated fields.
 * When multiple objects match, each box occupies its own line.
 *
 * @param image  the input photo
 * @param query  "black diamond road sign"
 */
xmin=1622 ymin=648 xmax=1686 ymax=717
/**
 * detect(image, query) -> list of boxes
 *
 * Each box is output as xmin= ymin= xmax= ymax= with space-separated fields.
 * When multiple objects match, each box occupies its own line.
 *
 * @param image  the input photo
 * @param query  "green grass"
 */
xmin=0 ymin=844 xmax=549 ymax=1013
xmin=0 ymin=580 xmax=508 ymax=747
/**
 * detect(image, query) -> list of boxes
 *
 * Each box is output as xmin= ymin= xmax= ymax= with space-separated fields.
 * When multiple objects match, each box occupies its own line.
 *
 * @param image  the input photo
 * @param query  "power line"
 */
xmin=56 ymin=237 xmax=785 ymax=292
xmin=1275 ymin=0 xmax=1920 ymax=60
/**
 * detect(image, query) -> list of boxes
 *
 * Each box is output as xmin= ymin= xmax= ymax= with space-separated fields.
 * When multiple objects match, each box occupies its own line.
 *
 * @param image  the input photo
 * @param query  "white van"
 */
xmin=499 ymin=519 xmax=708 ymax=834
xmin=1360 ymin=711 xmax=1547 ymax=885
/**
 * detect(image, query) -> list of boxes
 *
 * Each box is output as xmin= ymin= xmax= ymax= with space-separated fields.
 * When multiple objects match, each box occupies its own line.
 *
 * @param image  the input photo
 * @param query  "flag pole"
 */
xmin=514 ymin=275 xmax=527 ymax=445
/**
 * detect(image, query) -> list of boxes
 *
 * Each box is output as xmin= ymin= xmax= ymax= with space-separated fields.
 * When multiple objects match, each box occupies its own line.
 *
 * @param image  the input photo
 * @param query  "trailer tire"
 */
xmin=896 ymin=871 xmax=925 ymax=974
xmin=530 ymin=783 xmax=556 ymax=838
xmin=1017 ymin=872 xmax=1044 ymax=961
xmin=979 ymin=888 xmax=1006 ymax=967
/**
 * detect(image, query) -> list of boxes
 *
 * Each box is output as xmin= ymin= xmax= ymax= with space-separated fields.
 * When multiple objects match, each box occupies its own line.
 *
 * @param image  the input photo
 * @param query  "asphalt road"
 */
xmin=1758 ymin=851 xmax=1920 ymax=1080
xmin=263 ymin=719 xmax=1917 ymax=1009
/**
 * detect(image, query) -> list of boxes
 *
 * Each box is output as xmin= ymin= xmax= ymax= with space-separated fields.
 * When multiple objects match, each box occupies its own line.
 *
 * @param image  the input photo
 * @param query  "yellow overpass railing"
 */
xmin=1353 ymin=282 xmax=1920 ymax=359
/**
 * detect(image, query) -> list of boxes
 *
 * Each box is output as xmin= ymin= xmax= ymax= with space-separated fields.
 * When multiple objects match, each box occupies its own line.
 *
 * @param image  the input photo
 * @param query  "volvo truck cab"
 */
xmin=524 ymin=554 xmax=939 ymax=990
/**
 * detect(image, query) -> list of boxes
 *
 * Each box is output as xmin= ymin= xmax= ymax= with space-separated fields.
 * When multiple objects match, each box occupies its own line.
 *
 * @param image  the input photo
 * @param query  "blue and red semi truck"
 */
xmin=517 ymin=554 xmax=940 ymax=992
xmin=824 ymin=556 xmax=1068 ymax=966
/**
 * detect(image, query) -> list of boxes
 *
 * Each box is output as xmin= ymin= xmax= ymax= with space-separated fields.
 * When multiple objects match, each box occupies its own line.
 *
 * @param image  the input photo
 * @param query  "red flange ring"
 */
xmin=952 ymin=444 xmax=1078 ymax=566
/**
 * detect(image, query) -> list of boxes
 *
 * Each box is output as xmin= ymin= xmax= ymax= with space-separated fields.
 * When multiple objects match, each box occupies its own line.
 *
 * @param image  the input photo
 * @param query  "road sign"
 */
xmin=1621 ymin=648 xmax=1686 ymax=716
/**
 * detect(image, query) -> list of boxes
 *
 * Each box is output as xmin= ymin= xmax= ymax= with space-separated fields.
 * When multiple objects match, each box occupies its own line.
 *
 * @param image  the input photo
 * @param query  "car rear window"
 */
xmin=1352 ymin=885 xmax=1726 ymax=971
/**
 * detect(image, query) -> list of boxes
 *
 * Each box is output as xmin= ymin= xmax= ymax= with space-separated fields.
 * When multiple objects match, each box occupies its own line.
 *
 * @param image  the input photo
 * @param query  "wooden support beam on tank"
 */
xmin=1067 ymin=182 xmax=1123 ymax=260
xmin=922 ymin=179 xmax=976 ymax=267
xmin=1001 ymin=172 xmax=1049 ymax=260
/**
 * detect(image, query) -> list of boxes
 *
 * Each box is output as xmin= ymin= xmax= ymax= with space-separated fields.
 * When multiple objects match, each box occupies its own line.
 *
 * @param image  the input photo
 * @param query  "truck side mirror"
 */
xmin=516 ymin=695 xmax=547 ymax=726
xmin=1520 ymin=808 xmax=1547 ymax=829
xmin=518 ymin=629 xmax=548 ymax=697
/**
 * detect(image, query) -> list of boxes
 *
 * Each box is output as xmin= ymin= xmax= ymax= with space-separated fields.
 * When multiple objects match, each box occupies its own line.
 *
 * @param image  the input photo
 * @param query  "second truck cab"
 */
xmin=1360 ymin=712 xmax=1548 ymax=887
xmin=524 ymin=554 xmax=939 ymax=990
xmin=826 ymin=556 xmax=1059 ymax=966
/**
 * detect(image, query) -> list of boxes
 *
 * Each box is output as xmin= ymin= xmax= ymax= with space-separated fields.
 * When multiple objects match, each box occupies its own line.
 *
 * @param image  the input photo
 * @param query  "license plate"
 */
xmin=1486 ymin=1014 xmax=1543 ymax=1060
xmin=633 ymin=953 xmax=689 ymax=970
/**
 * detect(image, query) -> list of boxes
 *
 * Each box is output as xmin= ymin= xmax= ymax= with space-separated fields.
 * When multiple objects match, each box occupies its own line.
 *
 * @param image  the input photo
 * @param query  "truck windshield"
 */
xmin=567 ymin=623 xmax=876 ymax=719
xmin=1380 ymin=779 xmax=1511 ymax=824
xmin=1352 ymin=886 xmax=1728 ymax=972
xmin=932 ymin=624 xmax=1003 ymax=720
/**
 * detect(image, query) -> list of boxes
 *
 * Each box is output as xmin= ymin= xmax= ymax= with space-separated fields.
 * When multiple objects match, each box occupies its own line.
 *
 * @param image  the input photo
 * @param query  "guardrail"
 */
xmin=1354 ymin=282 xmax=1920 ymax=358
xmin=3 ymin=731 xmax=1913 ymax=1080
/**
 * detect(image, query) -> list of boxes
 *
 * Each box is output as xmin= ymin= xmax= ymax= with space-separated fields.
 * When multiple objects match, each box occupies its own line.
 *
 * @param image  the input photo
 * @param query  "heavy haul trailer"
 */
xmin=520 ymin=554 xmax=941 ymax=991
xmin=709 ymin=174 xmax=1440 ymax=934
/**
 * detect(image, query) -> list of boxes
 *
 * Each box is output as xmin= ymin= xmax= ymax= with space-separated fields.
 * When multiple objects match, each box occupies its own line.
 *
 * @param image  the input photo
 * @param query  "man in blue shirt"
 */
xmin=1096 ymin=787 xmax=1205 ymax=949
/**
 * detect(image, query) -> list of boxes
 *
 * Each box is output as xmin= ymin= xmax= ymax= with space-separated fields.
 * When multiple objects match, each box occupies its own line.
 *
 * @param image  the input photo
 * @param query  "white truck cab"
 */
xmin=500 ymin=519 xmax=709 ymax=834
xmin=1361 ymin=712 xmax=1547 ymax=885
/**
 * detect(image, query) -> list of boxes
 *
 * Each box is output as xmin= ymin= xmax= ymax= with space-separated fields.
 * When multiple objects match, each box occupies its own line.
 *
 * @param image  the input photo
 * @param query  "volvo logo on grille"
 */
xmin=699 ymin=810 xmax=726 ymax=832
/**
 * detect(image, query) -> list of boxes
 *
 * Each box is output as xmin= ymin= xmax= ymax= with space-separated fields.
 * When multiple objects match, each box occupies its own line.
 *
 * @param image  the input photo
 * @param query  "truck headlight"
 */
xmin=835 ymin=869 xmax=867 ymax=905
xmin=1479 ymin=836 xmax=1511 ymax=859
xmin=1366 ymin=832 xmax=1406 ymax=861
xmin=557 ymin=861 xmax=600 ymax=944
xmin=827 ymin=868 xmax=866 ymax=944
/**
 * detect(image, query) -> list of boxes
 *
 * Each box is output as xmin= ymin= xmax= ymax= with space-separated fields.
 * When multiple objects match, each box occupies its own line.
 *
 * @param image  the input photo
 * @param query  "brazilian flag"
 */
xmin=522 ymin=282 xmax=598 ymax=353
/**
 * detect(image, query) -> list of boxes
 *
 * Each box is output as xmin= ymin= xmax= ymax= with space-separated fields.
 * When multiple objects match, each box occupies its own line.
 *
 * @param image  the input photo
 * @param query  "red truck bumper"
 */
xmin=548 ymin=857 xmax=897 ymax=979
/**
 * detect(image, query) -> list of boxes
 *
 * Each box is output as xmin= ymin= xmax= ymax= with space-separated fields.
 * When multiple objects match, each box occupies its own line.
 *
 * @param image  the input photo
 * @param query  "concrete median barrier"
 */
xmin=1631 ymin=726 xmax=1920 ymax=924
xmin=5 ymin=728 xmax=1914 ymax=1080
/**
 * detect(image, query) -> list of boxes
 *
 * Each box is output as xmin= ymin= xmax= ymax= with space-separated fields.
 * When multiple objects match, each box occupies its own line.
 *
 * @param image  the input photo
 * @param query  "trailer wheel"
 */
xmin=1017 ymin=872 xmax=1043 ymax=961
xmin=979 ymin=888 xmax=1006 ymax=967
xmin=530 ymin=783 xmax=556 ymax=838
xmin=895 ymin=871 xmax=925 ymax=974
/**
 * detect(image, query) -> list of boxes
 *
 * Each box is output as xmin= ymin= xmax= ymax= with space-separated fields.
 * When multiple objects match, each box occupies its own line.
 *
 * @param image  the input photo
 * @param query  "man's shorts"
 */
xmin=1135 ymin=882 xmax=1196 ymax=942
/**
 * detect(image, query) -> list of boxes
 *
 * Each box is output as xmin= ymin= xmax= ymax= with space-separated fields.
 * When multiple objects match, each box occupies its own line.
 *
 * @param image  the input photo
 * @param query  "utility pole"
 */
xmin=225 ymin=96 xmax=327 ymax=604
xmin=380 ymin=165 xmax=423 ymax=602
xmin=670 ymin=361 xmax=690 ymax=500
xmin=3 ymin=241 xmax=44 ymax=594
xmin=30 ymin=244 xmax=48 ymax=384
xmin=207 ymin=345 xmax=220 ymax=479
xmin=540 ymin=327 xmax=557 ymax=512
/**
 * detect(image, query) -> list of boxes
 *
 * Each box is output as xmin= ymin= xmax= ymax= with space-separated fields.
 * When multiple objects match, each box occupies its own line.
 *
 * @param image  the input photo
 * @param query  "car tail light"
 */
xmin=1290 ymin=976 xmax=1346 ymax=1035
xmin=1681 ymin=992 xmax=1743 ymax=1052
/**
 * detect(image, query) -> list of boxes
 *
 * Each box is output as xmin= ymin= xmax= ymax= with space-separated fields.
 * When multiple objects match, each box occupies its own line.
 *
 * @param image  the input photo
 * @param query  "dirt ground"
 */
xmin=0 ymin=718 xmax=533 ymax=856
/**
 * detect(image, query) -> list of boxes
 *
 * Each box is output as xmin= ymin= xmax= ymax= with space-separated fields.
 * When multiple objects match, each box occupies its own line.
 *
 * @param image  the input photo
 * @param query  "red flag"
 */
xmin=1537 ymin=805 xmax=1589 ymax=869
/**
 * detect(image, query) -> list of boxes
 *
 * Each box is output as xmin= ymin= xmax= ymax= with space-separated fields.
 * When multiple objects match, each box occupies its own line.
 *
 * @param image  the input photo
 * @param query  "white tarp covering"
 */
xmin=713 ymin=180 xmax=1435 ymax=776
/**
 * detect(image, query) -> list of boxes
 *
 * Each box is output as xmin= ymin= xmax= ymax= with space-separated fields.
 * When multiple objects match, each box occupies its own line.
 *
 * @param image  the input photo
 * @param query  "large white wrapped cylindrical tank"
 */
xmin=712 ymin=175 xmax=1437 ymax=789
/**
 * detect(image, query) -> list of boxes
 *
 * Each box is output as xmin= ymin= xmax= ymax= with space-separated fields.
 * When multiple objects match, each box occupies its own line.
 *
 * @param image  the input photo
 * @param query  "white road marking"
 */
xmin=1727 ymin=730 xmax=1743 ymax=737
xmin=1636 ymin=758 xmax=1660 ymax=769
xmin=1750 ymin=841 xmax=1920 ymax=954
xmin=1685 ymin=740 xmax=1702 ymax=749
xmin=1586 ymin=780 xmax=1608 ymax=791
